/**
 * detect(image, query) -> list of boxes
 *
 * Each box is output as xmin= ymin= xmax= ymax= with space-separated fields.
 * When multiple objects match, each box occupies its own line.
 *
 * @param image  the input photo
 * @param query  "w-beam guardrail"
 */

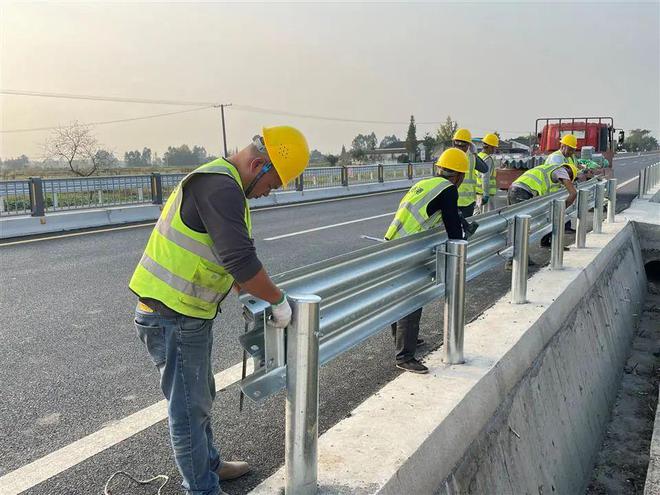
xmin=0 ymin=163 xmax=435 ymax=217
xmin=638 ymin=162 xmax=660 ymax=198
xmin=237 ymin=177 xmax=615 ymax=494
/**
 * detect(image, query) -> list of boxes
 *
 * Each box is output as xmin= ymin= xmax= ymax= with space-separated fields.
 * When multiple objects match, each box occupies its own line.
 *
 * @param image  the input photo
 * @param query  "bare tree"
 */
xmin=44 ymin=121 xmax=99 ymax=176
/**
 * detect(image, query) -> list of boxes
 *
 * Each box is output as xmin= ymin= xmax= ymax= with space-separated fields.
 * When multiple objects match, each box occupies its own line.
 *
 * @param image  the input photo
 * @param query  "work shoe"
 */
xmin=217 ymin=461 xmax=250 ymax=481
xmin=396 ymin=359 xmax=429 ymax=374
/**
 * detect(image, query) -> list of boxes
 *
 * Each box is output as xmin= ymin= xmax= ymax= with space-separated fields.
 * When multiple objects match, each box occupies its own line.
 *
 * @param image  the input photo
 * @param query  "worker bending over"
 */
xmin=384 ymin=148 xmax=468 ymax=374
xmin=129 ymin=126 xmax=310 ymax=495
xmin=476 ymin=133 xmax=499 ymax=213
xmin=452 ymin=128 xmax=489 ymax=218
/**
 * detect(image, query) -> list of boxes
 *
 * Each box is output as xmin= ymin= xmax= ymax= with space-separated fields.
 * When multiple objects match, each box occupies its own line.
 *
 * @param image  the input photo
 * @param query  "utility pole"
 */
xmin=214 ymin=103 xmax=232 ymax=157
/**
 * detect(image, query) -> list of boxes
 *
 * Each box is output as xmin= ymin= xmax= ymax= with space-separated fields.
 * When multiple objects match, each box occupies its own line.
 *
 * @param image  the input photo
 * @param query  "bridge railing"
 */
xmin=0 ymin=163 xmax=434 ymax=217
xmin=237 ymin=177 xmax=616 ymax=494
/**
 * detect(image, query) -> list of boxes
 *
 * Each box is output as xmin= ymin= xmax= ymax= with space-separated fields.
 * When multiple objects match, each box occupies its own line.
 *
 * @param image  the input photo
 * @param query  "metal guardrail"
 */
xmin=238 ymin=177 xmax=607 ymax=402
xmin=638 ymin=162 xmax=660 ymax=198
xmin=238 ymin=177 xmax=615 ymax=493
xmin=0 ymin=163 xmax=434 ymax=217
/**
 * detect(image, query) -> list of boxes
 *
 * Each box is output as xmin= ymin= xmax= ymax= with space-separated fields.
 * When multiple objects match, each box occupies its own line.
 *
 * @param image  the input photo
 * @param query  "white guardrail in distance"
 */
xmin=237 ymin=178 xmax=608 ymax=403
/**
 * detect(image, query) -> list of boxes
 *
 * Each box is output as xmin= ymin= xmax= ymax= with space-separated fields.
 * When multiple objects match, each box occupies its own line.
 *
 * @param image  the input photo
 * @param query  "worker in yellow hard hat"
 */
xmin=129 ymin=125 xmax=309 ymax=494
xmin=385 ymin=148 xmax=468 ymax=374
xmin=476 ymin=133 xmax=500 ymax=213
xmin=452 ymin=128 xmax=490 ymax=218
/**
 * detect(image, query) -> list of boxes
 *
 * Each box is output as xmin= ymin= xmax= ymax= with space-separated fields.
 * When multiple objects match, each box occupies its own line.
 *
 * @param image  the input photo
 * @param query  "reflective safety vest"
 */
xmin=457 ymin=152 xmax=477 ymax=207
xmin=513 ymin=160 xmax=566 ymax=197
xmin=546 ymin=150 xmax=575 ymax=193
xmin=129 ymin=159 xmax=251 ymax=319
xmin=384 ymin=177 xmax=452 ymax=240
xmin=476 ymin=151 xmax=497 ymax=196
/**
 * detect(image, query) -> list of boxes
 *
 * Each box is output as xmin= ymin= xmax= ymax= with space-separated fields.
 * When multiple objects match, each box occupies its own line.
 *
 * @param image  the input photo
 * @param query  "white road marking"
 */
xmin=264 ymin=212 xmax=395 ymax=241
xmin=0 ymin=190 xmax=406 ymax=247
xmin=616 ymin=176 xmax=639 ymax=189
xmin=0 ymin=360 xmax=251 ymax=495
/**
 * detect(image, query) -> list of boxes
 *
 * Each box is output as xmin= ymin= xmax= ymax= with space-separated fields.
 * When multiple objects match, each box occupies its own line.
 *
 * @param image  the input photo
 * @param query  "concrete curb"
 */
xmin=252 ymin=212 xmax=655 ymax=494
xmin=0 ymin=180 xmax=413 ymax=239
xmin=645 ymin=385 xmax=660 ymax=495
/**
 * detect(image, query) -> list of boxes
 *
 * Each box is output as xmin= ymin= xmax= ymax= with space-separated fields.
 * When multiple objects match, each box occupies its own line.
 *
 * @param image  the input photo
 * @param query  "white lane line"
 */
xmin=0 ymin=360 xmax=251 ymax=495
xmin=0 ymin=190 xmax=406 ymax=247
xmin=616 ymin=176 xmax=638 ymax=189
xmin=264 ymin=212 xmax=395 ymax=241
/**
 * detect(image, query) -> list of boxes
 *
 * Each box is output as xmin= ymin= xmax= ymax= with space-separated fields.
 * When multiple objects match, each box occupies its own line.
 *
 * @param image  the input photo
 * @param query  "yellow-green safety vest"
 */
xmin=129 ymin=158 xmax=251 ymax=319
xmin=513 ymin=160 xmax=566 ymax=197
xmin=457 ymin=152 xmax=477 ymax=207
xmin=385 ymin=177 xmax=452 ymax=240
xmin=546 ymin=150 xmax=575 ymax=193
xmin=476 ymin=151 xmax=497 ymax=196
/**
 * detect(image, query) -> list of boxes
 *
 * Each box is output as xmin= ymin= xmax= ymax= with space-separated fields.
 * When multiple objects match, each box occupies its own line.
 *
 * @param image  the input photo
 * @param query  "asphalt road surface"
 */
xmin=0 ymin=152 xmax=657 ymax=495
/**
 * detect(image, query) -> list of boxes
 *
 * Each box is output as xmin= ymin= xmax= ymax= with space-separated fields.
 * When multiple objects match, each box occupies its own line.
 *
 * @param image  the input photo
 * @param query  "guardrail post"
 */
xmin=28 ymin=177 xmax=45 ymax=217
xmin=151 ymin=173 xmax=163 ymax=204
xmin=593 ymin=183 xmax=606 ymax=234
xmin=407 ymin=162 xmax=413 ymax=180
xmin=511 ymin=215 xmax=530 ymax=304
xmin=377 ymin=163 xmax=384 ymax=183
xmin=607 ymin=178 xmax=617 ymax=223
xmin=443 ymin=239 xmax=467 ymax=364
xmin=638 ymin=168 xmax=646 ymax=197
xmin=341 ymin=166 xmax=348 ymax=187
xmin=576 ymin=189 xmax=589 ymax=248
xmin=286 ymin=294 xmax=321 ymax=495
xmin=551 ymin=200 xmax=565 ymax=270
xmin=295 ymin=176 xmax=304 ymax=192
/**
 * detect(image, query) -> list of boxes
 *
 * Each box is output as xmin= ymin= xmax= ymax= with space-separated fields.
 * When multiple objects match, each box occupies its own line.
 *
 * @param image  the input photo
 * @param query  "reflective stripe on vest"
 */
xmin=129 ymin=159 xmax=251 ymax=319
xmin=476 ymin=151 xmax=497 ymax=196
xmin=457 ymin=153 xmax=477 ymax=206
xmin=513 ymin=161 xmax=565 ymax=197
xmin=384 ymin=177 xmax=452 ymax=240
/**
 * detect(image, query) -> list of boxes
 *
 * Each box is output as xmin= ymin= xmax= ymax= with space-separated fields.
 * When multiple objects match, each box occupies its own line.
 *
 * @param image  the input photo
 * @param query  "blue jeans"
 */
xmin=134 ymin=305 xmax=221 ymax=495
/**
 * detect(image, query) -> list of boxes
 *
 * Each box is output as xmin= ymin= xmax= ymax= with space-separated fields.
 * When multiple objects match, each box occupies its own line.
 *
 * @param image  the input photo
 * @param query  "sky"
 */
xmin=1 ymin=1 xmax=659 ymax=160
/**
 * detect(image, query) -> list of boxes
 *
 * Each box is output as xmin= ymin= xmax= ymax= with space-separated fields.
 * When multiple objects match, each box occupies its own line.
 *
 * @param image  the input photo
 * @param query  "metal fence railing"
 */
xmin=236 ymin=177 xmax=616 ymax=493
xmin=0 ymin=163 xmax=434 ymax=217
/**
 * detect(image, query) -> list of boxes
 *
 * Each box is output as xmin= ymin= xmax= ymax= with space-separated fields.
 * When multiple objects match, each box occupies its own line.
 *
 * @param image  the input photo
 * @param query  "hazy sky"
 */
xmin=1 ymin=1 xmax=659 ymax=159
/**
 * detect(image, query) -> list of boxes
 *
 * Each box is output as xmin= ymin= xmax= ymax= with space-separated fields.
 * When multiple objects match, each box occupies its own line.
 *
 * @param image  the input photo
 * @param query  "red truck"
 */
xmin=497 ymin=116 xmax=625 ymax=189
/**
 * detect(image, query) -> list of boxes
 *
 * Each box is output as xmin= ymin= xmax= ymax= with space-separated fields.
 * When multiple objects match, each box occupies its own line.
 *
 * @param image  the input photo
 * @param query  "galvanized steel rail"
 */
xmin=237 ymin=178 xmax=607 ymax=403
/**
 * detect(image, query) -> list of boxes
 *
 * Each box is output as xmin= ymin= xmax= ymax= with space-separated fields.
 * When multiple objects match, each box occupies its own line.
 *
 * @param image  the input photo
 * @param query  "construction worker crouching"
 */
xmin=384 ymin=148 xmax=468 ymax=374
xmin=508 ymin=134 xmax=579 ymax=209
xmin=476 ymin=133 xmax=499 ymax=213
xmin=129 ymin=126 xmax=309 ymax=495
xmin=451 ymin=128 xmax=490 ymax=218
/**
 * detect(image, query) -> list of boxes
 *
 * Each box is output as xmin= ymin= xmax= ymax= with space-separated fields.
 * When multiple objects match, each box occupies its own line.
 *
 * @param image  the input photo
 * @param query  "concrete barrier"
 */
xmin=252 ymin=197 xmax=660 ymax=494
xmin=0 ymin=179 xmax=413 ymax=239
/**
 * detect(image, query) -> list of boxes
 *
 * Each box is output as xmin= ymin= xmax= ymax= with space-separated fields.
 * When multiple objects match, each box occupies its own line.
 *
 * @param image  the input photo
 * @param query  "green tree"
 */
xmin=422 ymin=133 xmax=436 ymax=161
xmin=339 ymin=145 xmax=349 ymax=165
xmin=379 ymin=135 xmax=400 ymax=148
xmin=327 ymin=154 xmax=339 ymax=166
xmin=351 ymin=132 xmax=377 ymax=161
xmin=124 ymin=150 xmax=143 ymax=167
xmin=405 ymin=115 xmax=417 ymax=160
xmin=624 ymin=129 xmax=659 ymax=152
xmin=436 ymin=115 xmax=458 ymax=148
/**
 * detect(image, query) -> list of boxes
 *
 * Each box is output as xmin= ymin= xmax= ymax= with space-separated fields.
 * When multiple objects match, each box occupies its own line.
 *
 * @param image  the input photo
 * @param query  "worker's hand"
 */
xmin=482 ymin=195 xmax=489 ymax=205
xmin=270 ymin=292 xmax=292 ymax=329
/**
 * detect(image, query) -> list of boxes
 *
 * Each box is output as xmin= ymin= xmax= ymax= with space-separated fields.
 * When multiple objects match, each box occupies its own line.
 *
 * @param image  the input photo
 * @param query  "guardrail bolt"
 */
xmin=28 ymin=177 xmax=45 ymax=217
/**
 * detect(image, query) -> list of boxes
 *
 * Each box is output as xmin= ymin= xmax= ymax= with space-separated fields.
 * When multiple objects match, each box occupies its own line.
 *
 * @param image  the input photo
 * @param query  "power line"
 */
xmin=0 ymin=106 xmax=215 ymax=133
xmin=0 ymin=89 xmax=219 ymax=106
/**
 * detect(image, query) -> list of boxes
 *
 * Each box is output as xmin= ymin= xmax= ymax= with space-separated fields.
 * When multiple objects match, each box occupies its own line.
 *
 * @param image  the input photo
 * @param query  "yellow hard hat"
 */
xmin=452 ymin=128 xmax=472 ymax=143
xmin=436 ymin=148 xmax=469 ymax=173
xmin=262 ymin=125 xmax=310 ymax=185
xmin=560 ymin=134 xmax=578 ymax=149
xmin=482 ymin=133 xmax=499 ymax=148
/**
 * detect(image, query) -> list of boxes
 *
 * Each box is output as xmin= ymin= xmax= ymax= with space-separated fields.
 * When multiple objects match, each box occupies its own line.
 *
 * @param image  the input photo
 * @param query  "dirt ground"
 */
xmin=586 ymin=278 xmax=660 ymax=495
